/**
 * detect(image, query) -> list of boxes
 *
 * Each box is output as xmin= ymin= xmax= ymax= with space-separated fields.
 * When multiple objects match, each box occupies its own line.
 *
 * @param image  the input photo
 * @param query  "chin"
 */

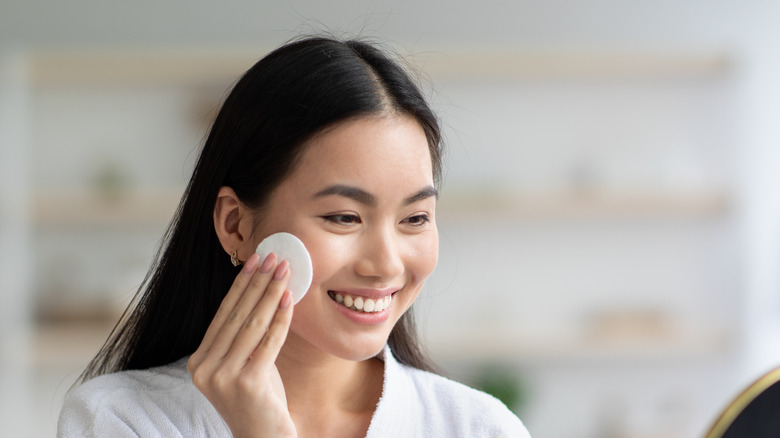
xmin=284 ymin=320 xmax=391 ymax=363
xmin=326 ymin=330 xmax=390 ymax=362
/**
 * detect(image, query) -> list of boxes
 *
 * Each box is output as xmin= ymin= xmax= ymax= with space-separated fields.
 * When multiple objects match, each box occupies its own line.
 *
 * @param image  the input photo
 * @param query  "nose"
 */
xmin=354 ymin=225 xmax=405 ymax=281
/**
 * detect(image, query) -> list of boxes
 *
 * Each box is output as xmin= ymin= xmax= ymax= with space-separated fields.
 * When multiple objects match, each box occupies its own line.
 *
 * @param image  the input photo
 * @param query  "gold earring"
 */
xmin=230 ymin=250 xmax=240 ymax=267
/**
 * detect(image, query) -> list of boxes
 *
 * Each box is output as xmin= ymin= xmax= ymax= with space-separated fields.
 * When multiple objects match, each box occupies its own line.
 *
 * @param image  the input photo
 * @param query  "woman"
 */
xmin=58 ymin=36 xmax=531 ymax=438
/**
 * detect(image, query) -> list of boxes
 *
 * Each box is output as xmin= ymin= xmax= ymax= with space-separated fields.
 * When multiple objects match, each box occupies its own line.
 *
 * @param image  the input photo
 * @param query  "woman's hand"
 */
xmin=188 ymin=253 xmax=297 ymax=438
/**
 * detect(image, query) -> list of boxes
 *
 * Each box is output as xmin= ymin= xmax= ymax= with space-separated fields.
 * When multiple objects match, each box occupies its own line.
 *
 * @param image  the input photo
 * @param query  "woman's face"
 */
xmin=249 ymin=115 xmax=438 ymax=361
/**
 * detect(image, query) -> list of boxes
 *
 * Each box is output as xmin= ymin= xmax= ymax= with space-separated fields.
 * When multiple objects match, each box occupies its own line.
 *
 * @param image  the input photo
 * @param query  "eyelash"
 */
xmin=403 ymin=214 xmax=431 ymax=226
xmin=323 ymin=214 xmax=361 ymax=225
xmin=321 ymin=213 xmax=431 ymax=227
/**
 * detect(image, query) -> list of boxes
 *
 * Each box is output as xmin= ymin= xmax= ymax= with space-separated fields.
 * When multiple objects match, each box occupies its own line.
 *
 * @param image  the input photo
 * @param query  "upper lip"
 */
xmin=328 ymin=287 xmax=399 ymax=299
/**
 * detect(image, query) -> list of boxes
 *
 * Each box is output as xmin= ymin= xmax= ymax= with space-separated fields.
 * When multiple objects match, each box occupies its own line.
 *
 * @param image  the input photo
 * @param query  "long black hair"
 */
xmin=79 ymin=36 xmax=443 ymax=382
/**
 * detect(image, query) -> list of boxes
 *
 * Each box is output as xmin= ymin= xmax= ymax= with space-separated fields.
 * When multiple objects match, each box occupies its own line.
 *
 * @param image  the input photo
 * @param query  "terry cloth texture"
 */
xmin=59 ymin=346 xmax=531 ymax=437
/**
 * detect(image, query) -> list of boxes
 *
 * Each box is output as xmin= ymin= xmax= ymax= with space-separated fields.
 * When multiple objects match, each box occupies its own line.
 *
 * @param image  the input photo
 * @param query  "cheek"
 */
xmin=294 ymin=226 xmax=439 ymax=290
xmin=409 ymin=230 xmax=439 ymax=285
xmin=296 ymin=231 xmax=351 ymax=288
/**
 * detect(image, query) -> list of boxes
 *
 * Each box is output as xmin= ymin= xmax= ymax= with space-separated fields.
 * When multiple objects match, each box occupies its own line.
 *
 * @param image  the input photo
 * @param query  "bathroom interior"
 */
xmin=3 ymin=1 xmax=780 ymax=437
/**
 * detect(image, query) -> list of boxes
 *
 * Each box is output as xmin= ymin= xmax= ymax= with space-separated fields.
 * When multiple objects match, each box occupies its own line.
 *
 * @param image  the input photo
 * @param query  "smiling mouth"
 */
xmin=327 ymin=291 xmax=393 ymax=313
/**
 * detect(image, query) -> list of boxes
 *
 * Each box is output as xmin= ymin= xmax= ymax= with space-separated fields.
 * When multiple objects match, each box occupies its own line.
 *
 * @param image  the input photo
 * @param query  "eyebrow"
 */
xmin=313 ymin=184 xmax=438 ymax=207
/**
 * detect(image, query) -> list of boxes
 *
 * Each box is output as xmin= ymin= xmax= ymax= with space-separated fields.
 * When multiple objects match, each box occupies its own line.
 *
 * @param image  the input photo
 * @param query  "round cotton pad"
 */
xmin=255 ymin=232 xmax=313 ymax=304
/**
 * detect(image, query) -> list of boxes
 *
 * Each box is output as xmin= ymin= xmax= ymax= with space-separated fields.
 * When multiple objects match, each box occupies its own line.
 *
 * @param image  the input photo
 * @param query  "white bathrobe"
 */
xmin=59 ymin=346 xmax=531 ymax=438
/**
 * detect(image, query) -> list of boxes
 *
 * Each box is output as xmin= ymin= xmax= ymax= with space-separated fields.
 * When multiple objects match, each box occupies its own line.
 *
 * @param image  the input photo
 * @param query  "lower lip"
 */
xmin=329 ymin=294 xmax=393 ymax=325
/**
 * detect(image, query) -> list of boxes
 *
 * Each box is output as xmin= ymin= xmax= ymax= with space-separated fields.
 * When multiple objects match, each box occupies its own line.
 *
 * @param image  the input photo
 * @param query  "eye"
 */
xmin=322 ymin=214 xmax=362 ymax=226
xmin=402 ymin=214 xmax=431 ymax=227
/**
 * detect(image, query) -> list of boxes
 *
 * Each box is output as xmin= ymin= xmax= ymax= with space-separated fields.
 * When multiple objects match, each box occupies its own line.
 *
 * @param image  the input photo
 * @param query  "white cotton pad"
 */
xmin=255 ymin=232 xmax=313 ymax=304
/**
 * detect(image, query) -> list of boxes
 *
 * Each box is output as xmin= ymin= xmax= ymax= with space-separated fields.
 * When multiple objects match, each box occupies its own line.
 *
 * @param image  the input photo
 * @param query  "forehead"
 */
xmin=289 ymin=115 xmax=434 ymax=192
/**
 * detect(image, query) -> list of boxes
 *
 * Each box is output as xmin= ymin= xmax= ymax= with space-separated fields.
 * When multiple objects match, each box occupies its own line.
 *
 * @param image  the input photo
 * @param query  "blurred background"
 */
xmin=2 ymin=1 xmax=780 ymax=437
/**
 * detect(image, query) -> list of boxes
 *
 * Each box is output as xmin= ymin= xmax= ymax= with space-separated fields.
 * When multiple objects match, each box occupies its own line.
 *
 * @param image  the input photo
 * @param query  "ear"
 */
xmin=213 ymin=186 xmax=255 ymax=263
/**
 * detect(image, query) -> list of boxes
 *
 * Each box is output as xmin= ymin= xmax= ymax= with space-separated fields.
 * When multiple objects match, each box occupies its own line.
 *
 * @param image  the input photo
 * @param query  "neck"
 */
xmin=276 ymin=335 xmax=384 ymax=434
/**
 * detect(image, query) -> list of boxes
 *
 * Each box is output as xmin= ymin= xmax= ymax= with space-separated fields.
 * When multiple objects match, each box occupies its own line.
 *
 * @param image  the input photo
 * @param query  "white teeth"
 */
xmin=329 ymin=292 xmax=393 ymax=313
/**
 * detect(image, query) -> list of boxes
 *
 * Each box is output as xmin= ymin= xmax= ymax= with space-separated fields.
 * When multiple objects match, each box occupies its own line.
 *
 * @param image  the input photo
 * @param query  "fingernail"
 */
xmin=279 ymin=290 xmax=292 ymax=309
xmin=259 ymin=253 xmax=276 ymax=273
xmin=273 ymin=260 xmax=289 ymax=280
xmin=241 ymin=253 xmax=258 ymax=274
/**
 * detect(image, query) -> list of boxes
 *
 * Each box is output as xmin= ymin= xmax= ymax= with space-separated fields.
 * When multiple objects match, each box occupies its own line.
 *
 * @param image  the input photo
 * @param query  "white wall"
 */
xmin=734 ymin=28 xmax=780 ymax=381
xmin=4 ymin=1 xmax=780 ymax=437
xmin=0 ymin=0 xmax=771 ymax=47
xmin=0 ymin=48 xmax=33 ymax=437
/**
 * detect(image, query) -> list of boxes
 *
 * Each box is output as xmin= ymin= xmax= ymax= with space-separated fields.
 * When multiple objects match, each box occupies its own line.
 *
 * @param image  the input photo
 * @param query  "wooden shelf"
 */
xmin=418 ymin=48 xmax=730 ymax=81
xmin=425 ymin=328 xmax=733 ymax=364
xmin=28 ymin=46 xmax=731 ymax=87
xmin=31 ymin=321 xmax=116 ymax=369
xmin=32 ymin=187 xmax=183 ymax=228
xmin=437 ymin=190 xmax=730 ymax=221
xmin=29 ymin=47 xmax=268 ymax=86
xmin=31 ymin=188 xmax=730 ymax=227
